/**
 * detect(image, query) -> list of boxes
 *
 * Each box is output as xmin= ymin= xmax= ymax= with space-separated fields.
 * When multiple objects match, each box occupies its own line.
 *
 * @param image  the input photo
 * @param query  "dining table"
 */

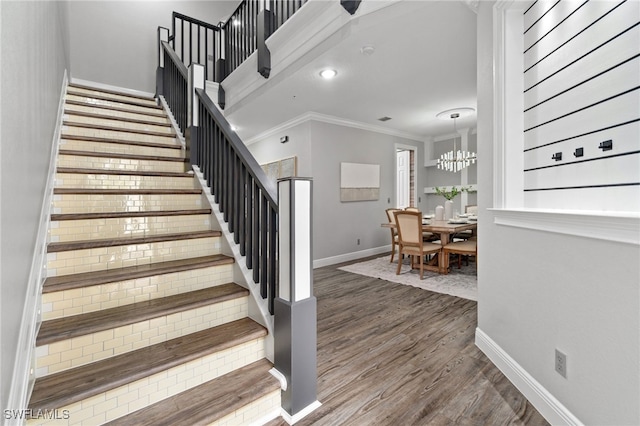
xmin=382 ymin=218 xmax=477 ymax=274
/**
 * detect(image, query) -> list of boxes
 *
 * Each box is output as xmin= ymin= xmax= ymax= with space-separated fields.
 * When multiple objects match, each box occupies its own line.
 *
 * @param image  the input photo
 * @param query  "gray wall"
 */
xmin=477 ymin=2 xmax=639 ymax=424
xmin=308 ymin=121 xmax=425 ymax=261
xmin=248 ymin=120 xmax=427 ymax=262
xmin=67 ymin=1 xmax=240 ymax=93
xmin=0 ymin=0 xmax=69 ymax=409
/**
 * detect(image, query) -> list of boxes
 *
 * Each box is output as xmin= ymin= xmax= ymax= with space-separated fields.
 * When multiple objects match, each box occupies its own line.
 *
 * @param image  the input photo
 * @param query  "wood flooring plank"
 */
xmin=51 ymin=208 xmax=211 ymax=221
xmin=105 ymin=359 xmax=279 ymax=426
xmin=58 ymin=149 xmax=186 ymax=163
xmin=56 ymin=167 xmax=193 ymax=178
xmin=63 ymin=121 xmax=176 ymax=138
xmin=37 ymin=284 xmax=248 ymax=346
xmin=53 ymin=188 xmax=201 ymax=195
xmin=68 ymin=84 xmax=156 ymax=102
xmin=29 ymin=318 xmax=267 ymax=411
xmin=47 ymin=230 xmax=220 ymax=253
xmin=64 ymin=109 xmax=172 ymax=127
xmin=66 ymin=89 xmax=163 ymax=110
xmin=60 ymin=134 xmax=182 ymax=150
xmin=43 ymin=254 xmax=234 ymax=293
xmin=266 ymin=258 xmax=549 ymax=426
xmin=65 ymin=99 xmax=167 ymax=118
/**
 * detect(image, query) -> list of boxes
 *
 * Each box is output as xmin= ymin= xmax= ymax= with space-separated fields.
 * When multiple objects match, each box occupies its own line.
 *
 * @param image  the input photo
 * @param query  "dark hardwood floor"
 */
xmin=267 ymin=257 xmax=549 ymax=426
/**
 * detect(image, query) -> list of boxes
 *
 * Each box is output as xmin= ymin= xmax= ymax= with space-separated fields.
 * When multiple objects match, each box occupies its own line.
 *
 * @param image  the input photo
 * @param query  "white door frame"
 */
xmin=394 ymin=143 xmax=418 ymax=209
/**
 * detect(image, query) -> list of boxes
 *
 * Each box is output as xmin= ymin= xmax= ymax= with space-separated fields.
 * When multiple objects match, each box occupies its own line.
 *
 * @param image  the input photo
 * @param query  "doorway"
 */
xmin=396 ymin=146 xmax=416 ymax=209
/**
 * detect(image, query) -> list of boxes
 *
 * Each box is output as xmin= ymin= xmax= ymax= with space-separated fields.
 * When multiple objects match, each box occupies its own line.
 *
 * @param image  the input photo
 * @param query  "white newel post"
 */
xmin=156 ymin=27 xmax=169 ymax=97
xmin=274 ymin=178 xmax=321 ymax=423
xmin=187 ymin=63 xmax=204 ymax=169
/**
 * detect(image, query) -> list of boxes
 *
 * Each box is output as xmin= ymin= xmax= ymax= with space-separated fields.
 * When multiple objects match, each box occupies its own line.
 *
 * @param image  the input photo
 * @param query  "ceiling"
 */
xmin=224 ymin=0 xmax=478 ymax=142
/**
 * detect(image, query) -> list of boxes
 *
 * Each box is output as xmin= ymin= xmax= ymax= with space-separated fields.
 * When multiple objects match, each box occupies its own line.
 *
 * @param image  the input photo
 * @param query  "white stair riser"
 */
xmin=55 ymin=173 xmax=196 ymax=190
xmin=65 ymin=114 xmax=174 ymax=135
xmin=52 ymin=193 xmax=203 ymax=214
xmin=209 ymin=390 xmax=281 ymax=426
xmin=65 ymin=104 xmax=170 ymax=125
xmin=46 ymin=236 xmax=221 ymax=277
xmin=36 ymin=296 xmax=249 ymax=376
xmin=65 ymin=94 xmax=161 ymax=116
xmin=28 ymin=338 xmax=266 ymax=426
xmin=42 ymin=264 xmax=234 ymax=321
xmin=62 ymin=126 xmax=178 ymax=147
xmin=50 ymin=214 xmax=211 ymax=243
xmin=59 ymin=139 xmax=183 ymax=159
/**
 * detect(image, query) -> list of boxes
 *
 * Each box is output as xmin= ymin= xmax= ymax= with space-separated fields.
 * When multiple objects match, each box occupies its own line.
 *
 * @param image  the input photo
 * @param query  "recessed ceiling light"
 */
xmin=319 ymin=69 xmax=338 ymax=79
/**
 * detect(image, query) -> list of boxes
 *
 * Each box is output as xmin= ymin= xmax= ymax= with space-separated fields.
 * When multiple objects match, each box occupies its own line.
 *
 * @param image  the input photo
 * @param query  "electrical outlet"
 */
xmin=357 ymin=238 xmax=360 ymax=245
xmin=555 ymin=349 xmax=567 ymax=378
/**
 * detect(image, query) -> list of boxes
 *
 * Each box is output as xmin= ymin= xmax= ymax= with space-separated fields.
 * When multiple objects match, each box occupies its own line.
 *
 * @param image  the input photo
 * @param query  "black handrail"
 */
xmin=195 ymin=87 xmax=279 ymax=314
xmin=161 ymin=41 xmax=188 ymax=133
xmin=171 ymin=12 xmax=220 ymax=82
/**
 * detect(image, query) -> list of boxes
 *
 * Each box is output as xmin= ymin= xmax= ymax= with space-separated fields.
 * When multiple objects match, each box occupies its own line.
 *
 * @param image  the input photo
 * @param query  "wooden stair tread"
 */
xmin=64 ymin=121 xmax=176 ymax=138
xmin=43 ymin=254 xmax=234 ymax=293
xmin=48 ymin=230 xmax=220 ymax=253
xmin=67 ymin=89 xmax=163 ymax=110
xmin=64 ymin=110 xmax=172 ymax=127
xmin=58 ymin=149 xmax=187 ymax=163
xmin=68 ymin=84 xmax=156 ymax=102
xmin=57 ymin=167 xmax=193 ymax=178
xmin=54 ymin=188 xmax=201 ymax=195
xmin=37 ymin=284 xmax=249 ymax=346
xmin=61 ymin=133 xmax=182 ymax=150
xmin=105 ymin=359 xmax=279 ymax=426
xmin=51 ymin=208 xmax=211 ymax=221
xmin=65 ymin=99 xmax=167 ymax=118
xmin=29 ymin=318 xmax=267 ymax=410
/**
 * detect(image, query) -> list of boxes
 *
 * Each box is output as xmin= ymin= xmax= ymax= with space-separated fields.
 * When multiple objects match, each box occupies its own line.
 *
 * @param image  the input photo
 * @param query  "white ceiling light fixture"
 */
xmin=436 ymin=108 xmax=476 ymax=173
xmin=319 ymin=69 xmax=338 ymax=79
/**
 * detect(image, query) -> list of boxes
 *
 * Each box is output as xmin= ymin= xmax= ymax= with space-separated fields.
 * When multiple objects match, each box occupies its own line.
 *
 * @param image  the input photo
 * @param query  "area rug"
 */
xmin=338 ymin=255 xmax=477 ymax=301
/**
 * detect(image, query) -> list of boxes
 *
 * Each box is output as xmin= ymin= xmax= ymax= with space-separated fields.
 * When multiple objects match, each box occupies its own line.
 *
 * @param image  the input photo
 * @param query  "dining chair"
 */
xmin=385 ymin=208 xmax=402 ymax=263
xmin=404 ymin=207 xmax=419 ymax=212
xmin=394 ymin=210 xmax=442 ymax=279
xmin=442 ymin=239 xmax=477 ymax=271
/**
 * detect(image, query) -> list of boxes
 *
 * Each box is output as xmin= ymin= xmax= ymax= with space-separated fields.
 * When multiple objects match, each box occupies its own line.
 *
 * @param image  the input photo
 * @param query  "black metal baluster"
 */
xmin=238 ymin=166 xmax=247 ymax=256
xmin=246 ymin=174 xmax=254 ymax=269
xmin=253 ymin=183 xmax=261 ymax=284
xmin=268 ymin=205 xmax=277 ymax=314
xmin=260 ymin=196 xmax=268 ymax=298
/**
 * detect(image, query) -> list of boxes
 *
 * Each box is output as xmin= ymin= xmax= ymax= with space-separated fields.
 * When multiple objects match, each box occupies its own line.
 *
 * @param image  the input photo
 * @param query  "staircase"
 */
xmin=28 ymin=84 xmax=281 ymax=425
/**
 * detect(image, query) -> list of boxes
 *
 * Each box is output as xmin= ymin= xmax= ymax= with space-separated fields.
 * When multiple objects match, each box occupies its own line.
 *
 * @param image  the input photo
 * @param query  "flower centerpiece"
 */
xmin=434 ymin=186 xmax=468 ymax=200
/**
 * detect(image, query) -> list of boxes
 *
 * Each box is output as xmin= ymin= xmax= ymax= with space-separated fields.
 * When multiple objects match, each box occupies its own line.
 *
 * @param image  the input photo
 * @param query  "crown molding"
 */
xmin=245 ymin=111 xmax=427 ymax=145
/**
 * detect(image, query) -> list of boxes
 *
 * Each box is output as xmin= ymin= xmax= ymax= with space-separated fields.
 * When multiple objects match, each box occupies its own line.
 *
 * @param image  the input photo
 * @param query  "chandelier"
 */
xmin=436 ymin=110 xmax=477 ymax=173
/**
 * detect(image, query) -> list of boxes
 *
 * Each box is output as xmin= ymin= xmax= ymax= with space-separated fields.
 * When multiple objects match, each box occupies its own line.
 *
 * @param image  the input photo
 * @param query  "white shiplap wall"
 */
xmin=522 ymin=0 xmax=640 ymax=212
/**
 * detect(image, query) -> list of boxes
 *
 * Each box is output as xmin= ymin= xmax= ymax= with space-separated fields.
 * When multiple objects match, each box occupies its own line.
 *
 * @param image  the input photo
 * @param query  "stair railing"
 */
xmin=170 ymin=12 xmax=220 ymax=82
xmin=194 ymin=88 xmax=279 ymax=314
xmin=157 ymin=33 xmax=188 ymax=134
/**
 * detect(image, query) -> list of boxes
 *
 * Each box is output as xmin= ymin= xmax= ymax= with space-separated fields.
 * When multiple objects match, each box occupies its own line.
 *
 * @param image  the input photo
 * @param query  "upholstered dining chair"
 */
xmin=394 ymin=210 xmax=442 ymax=279
xmin=385 ymin=208 xmax=402 ymax=263
xmin=404 ymin=207 xmax=419 ymax=212
xmin=442 ymin=239 xmax=477 ymax=271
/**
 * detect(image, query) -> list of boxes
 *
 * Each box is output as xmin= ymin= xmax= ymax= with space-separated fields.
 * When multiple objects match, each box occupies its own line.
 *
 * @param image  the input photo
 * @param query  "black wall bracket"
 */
xmin=552 ymin=152 xmax=562 ymax=161
xmin=340 ymin=0 xmax=362 ymax=15
xmin=599 ymin=140 xmax=613 ymax=151
xmin=573 ymin=148 xmax=584 ymax=158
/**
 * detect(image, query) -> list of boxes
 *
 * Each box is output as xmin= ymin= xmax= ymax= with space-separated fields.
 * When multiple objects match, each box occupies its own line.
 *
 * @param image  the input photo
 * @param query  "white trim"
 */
xmin=269 ymin=368 xmax=288 ymax=391
xmin=475 ymin=328 xmax=584 ymax=426
xmin=7 ymin=71 xmax=69 ymax=413
xmin=281 ymin=400 xmax=322 ymax=425
xmin=246 ymin=111 xmax=426 ymax=146
xmin=158 ymin=95 xmax=186 ymax=149
xmin=490 ymin=208 xmax=640 ymax=245
xmin=313 ymin=245 xmax=391 ymax=269
xmin=69 ymin=77 xmax=155 ymax=99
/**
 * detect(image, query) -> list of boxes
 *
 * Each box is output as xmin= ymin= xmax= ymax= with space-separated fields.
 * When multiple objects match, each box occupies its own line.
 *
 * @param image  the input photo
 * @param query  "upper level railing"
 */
xmin=170 ymin=12 xmax=220 ymax=82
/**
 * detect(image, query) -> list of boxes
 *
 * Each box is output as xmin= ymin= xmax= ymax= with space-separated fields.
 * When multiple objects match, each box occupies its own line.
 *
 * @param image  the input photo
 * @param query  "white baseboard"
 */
xmin=475 ymin=328 xmax=583 ymax=426
xmin=6 ymin=70 xmax=69 ymax=414
xmin=313 ymin=245 xmax=391 ymax=269
xmin=281 ymin=400 xmax=322 ymax=425
xmin=69 ymin=77 xmax=155 ymax=99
